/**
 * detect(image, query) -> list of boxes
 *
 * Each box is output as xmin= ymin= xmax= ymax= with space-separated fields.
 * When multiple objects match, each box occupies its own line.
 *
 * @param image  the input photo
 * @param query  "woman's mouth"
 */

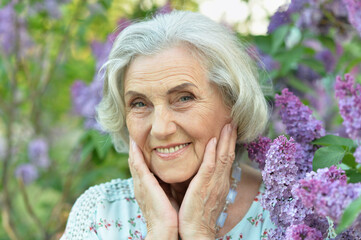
xmin=154 ymin=143 xmax=191 ymax=160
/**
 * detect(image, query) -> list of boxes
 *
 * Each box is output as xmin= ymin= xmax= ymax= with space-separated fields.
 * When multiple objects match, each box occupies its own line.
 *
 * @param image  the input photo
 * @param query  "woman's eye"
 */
xmin=179 ymin=95 xmax=194 ymax=102
xmin=131 ymin=101 xmax=146 ymax=108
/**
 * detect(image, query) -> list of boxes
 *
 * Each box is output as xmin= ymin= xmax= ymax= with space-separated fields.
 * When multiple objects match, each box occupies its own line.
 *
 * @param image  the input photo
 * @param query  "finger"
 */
xmin=225 ymin=122 xmax=238 ymax=170
xmin=196 ymin=137 xmax=217 ymax=179
xmin=215 ymin=123 xmax=236 ymax=172
xmin=128 ymin=137 xmax=153 ymax=179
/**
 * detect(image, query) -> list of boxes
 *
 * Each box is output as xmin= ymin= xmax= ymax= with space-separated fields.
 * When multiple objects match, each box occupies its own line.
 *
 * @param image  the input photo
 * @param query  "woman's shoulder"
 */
xmin=61 ymin=178 xmax=138 ymax=240
xmin=70 ymin=178 xmax=135 ymax=210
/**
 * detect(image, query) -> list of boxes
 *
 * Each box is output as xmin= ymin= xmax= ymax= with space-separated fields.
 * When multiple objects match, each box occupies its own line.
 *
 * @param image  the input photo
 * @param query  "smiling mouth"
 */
xmin=155 ymin=143 xmax=191 ymax=154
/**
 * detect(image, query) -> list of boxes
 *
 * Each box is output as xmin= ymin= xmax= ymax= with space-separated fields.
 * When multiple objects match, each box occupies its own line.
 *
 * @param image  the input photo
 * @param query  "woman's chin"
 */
xmin=156 ymin=171 xmax=195 ymax=185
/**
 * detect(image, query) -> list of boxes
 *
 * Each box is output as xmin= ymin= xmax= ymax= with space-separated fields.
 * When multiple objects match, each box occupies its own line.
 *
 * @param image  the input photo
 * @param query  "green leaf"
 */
xmin=253 ymin=35 xmax=272 ymax=54
xmin=14 ymin=2 xmax=25 ymax=14
xmin=336 ymin=195 xmax=361 ymax=234
xmin=346 ymin=169 xmax=361 ymax=183
xmin=312 ymin=135 xmax=355 ymax=148
xmin=0 ymin=0 xmax=11 ymax=7
xmin=288 ymin=77 xmax=314 ymax=94
xmin=80 ymin=141 xmax=95 ymax=163
xmin=275 ymin=47 xmax=304 ymax=75
xmin=90 ymin=130 xmax=112 ymax=159
xmin=342 ymin=153 xmax=357 ymax=169
xmin=313 ymin=146 xmax=345 ymax=171
xmin=298 ymin=58 xmax=325 ymax=75
xmin=271 ymin=25 xmax=289 ymax=54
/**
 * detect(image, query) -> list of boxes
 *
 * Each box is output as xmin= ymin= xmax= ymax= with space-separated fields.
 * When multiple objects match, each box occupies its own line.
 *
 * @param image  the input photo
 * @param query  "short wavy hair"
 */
xmin=96 ymin=10 xmax=270 ymax=152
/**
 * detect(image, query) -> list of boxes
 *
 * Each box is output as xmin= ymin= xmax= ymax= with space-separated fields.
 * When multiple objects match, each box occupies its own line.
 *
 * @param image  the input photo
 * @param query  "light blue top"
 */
xmin=61 ymin=178 xmax=275 ymax=240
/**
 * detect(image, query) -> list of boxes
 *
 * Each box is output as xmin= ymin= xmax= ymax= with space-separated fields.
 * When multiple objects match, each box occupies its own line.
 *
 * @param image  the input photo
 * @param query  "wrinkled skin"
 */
xmin=125 ymin=45 xmax=237 ymax=239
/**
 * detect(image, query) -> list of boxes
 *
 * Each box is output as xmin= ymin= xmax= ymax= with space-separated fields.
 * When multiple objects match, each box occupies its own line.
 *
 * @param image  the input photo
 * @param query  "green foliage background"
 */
xmin=1 ymin=0 xmax=361 ymax=239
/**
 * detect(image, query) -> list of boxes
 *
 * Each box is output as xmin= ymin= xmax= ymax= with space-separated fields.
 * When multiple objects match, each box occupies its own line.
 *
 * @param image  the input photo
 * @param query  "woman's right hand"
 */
xmin=128 ymin=138 xmax=179 ymax=240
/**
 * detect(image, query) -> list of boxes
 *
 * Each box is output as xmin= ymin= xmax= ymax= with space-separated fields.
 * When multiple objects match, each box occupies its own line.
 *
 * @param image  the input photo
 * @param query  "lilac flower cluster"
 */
xmin=15 ymin=164 xmax=38 ymax=185
xmin=14 ymin=138 xmax=52 ymax=184
xmin=343 ymin=0 xmax=361 ymax=37
xmin=261 ymin=136 xmax=304 ymax=227
xmin=293 ymin=166 xmax=361 ymax=224
xmin=28 ymin=138 xmax=51 ymax=169
xmin=246 ymin=46 xmax=280 ymax=72
xmin=275 ymin=88 xmax=325 ymax=144
xmin=285 ymin=224 xmax=323 ymax=240
xmin=29 ymin=0 xmax=70 ymax=19
xmin=295 ymin=64 xmax=320 ymax=82
xmin=267 ymin=5 xmax=292 ymax=34
xmin=155 ymin=1 xmax=173 ymax=15
xmin=355 ymin=146 xmax=361 ymax=164
xmin=275 ymin=88 xmax=325 ymax=178
xmin=0 ymin=1 xmax=33 ymax=56
xmin=315 ymin=49 xmax=336 ymax=73
xmin=268 ymin=0 xmax=359 ymax=40
xmin=246 ymin=136 xmax=271 ymax=170
xmin=71 ymin=19 xmax=131 ymax=130
xmin=71 ymin=78 xmax=103 ymax=130
xmin=335 ymin=74 xmax=361 ymax=141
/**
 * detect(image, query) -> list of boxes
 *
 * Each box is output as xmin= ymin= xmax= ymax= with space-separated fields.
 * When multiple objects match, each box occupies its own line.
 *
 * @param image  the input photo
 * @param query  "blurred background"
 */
xmin=0 ymin=0 xmax=360 ymax=239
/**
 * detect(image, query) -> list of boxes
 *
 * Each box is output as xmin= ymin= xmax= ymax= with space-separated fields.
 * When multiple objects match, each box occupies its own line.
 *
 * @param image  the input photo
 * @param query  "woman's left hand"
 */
xmin=178 ymin=123 xmax=238 ymax=240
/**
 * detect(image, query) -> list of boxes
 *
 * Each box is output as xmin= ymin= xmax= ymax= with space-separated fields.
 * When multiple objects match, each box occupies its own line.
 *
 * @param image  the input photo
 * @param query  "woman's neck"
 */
xmin=170 ymin=178 xmax=192 ymax=206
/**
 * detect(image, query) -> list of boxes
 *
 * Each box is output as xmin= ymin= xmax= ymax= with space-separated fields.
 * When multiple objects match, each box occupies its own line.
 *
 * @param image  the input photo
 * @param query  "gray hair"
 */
xmin=96 ymin=10 xmax=270 ymax=152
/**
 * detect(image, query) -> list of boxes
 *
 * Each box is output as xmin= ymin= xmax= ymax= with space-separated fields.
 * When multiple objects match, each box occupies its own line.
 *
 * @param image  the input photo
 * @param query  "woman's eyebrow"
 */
xmin=167 ymin=82 xmax=198 ymax=94
xmin=124 ymin=91 xmax=146 ymax=99
xmin=125 ymin=82 xmax=198 ymax=98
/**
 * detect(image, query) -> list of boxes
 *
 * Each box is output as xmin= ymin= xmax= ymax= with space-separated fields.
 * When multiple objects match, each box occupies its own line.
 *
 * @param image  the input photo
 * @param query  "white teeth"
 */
xmin=156 ymin=143 xmax=189 ymax=154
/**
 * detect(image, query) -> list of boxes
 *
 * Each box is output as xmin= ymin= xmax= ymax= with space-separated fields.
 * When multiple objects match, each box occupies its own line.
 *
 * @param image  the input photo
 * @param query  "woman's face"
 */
xmin=124 ymin=45 xmax=231 ymax=184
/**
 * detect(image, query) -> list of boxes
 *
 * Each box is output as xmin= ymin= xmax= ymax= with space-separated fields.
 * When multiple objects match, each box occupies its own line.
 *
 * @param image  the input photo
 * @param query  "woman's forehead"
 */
xmin=124 ymin=46 xmax=208 ymax=91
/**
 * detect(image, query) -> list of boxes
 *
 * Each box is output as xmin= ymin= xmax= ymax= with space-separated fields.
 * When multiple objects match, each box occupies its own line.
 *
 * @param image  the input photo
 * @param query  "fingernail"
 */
xmin=231 ymin=122 xmax=237 ymax=130
xmin=212 ymin=137 xmax=217 ymax=145
xmin=131 ymin=139 xmax=136 ymax=150
xmin=228 ymin=123 xmax=233 ymax=132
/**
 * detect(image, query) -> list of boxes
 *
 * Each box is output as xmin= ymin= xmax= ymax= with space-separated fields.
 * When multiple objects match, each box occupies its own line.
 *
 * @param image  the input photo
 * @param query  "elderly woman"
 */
xmin=61 ymin=11 xmax=275 ymax=240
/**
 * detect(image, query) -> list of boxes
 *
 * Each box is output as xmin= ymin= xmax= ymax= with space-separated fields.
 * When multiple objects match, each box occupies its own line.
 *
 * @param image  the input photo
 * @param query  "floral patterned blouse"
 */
xmin=61 ymin=178 xmax=275 ymax=240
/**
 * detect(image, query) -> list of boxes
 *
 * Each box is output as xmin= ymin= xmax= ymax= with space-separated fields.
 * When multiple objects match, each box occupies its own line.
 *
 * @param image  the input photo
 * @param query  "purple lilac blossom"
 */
xmin=246 ymin=136 xmax=271 ymax=170
xmin=259 ymin=52 xmax=280 ymax=72
xmin=295 ymin=64 xmax=320 ymax=82
xmin=334 ymin=74 xmax=361 ymax=141
xmin=343 ymin=0 xmax=361 ymax=37
xmin=326 ymin=0 xmax=348 ymax=18
xmin=30 ymin=0 xmax=70 ymax=19
xmin=285 ymin=224 xmax=323 ymax=240
xmin=0 ymin=1 xmax=33 ymax=56
xmin=294 ymin=143 xmax=316 ymax=179
xmin=246 ymin=46 xmax=280 ymax=72
xmin=71 ymin=79 xmax=103 ymax=130
xmin=315 ymin=49 xmax=336 ymax=73
xmin=262 ymin=136 xmax=309 ymax=227
xmin=275 ymin=88 xmax=325 ymax=144
xmin=267 ymin=227 xmax=286 ymax=240
xmin=307 ymin=81 xmax=333 ymax=123
xmin=108 ymin=18 xmax=132 ymax=43
xmin=293 ymin=166 xmax=361 ymax=224
xmin=355 ymin=146 xmax=361 ymax=164
xmin=71 ymin=19 xmax=131 ymax=130
xmin=267 ymin=5 xmax=291 ymax=34
xmin=28 ymin=138 xmax=51 ymax=169
xmin=15 ymin=164 xmax=38 ymax=185
xmin=155 ymin=1 xmax=173 ymax=15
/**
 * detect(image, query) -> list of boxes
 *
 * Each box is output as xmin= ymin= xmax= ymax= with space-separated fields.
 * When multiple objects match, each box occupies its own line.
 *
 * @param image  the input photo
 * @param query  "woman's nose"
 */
xmin=150 ymin=106 xmax=177 ymax=139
